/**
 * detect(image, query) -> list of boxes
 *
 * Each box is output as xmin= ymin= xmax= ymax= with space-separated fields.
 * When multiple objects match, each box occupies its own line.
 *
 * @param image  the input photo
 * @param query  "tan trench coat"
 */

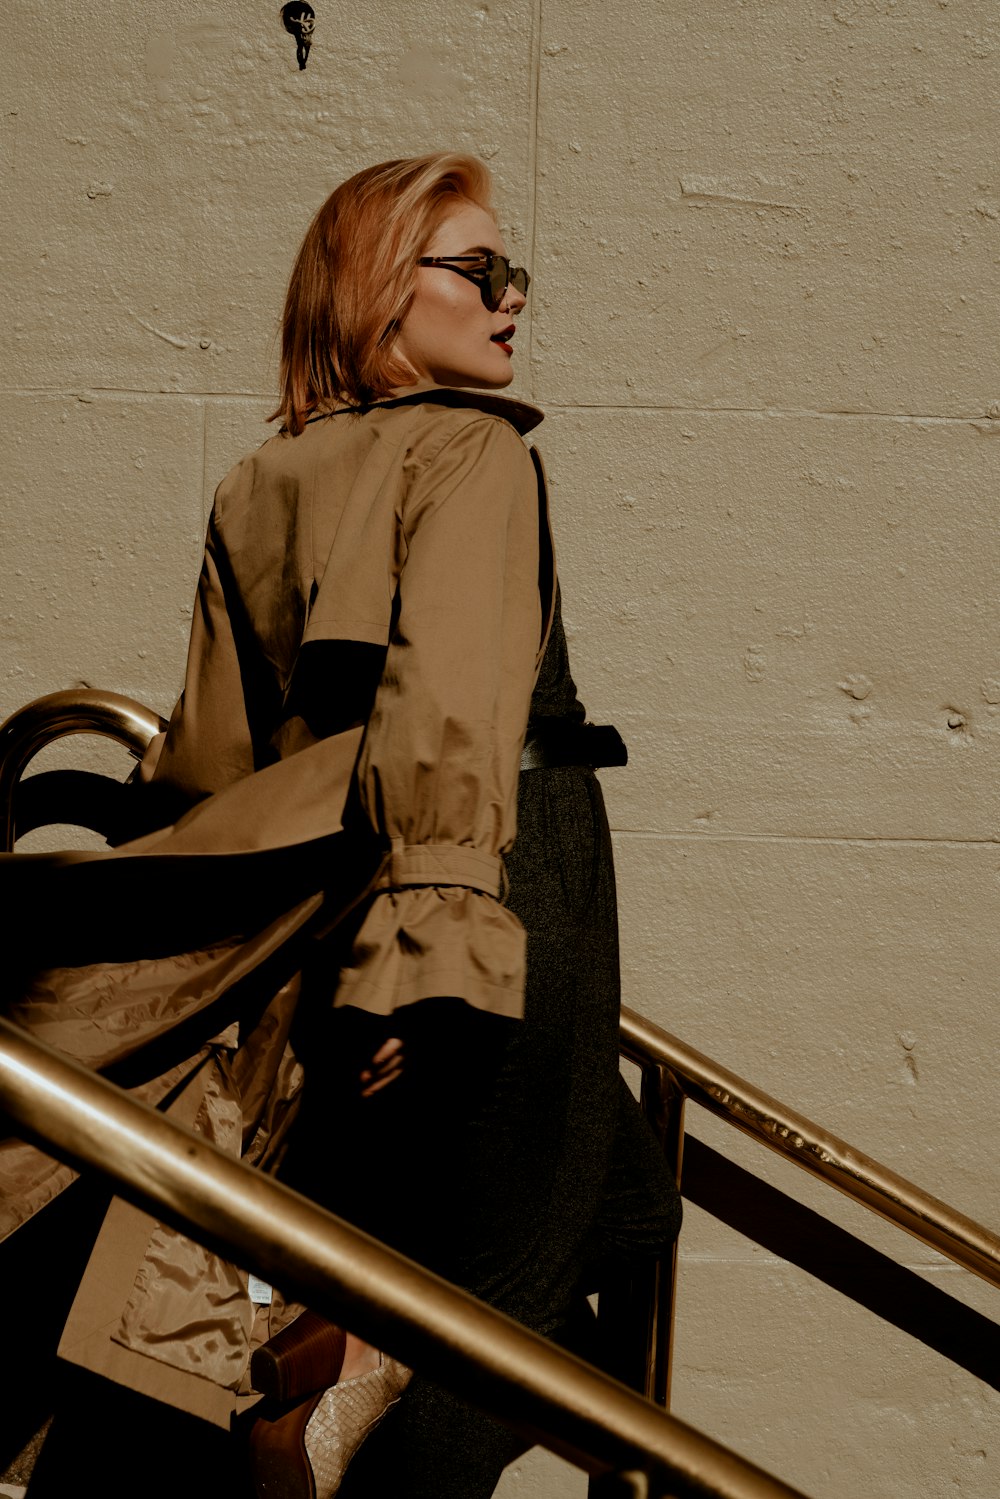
xmin=0 ymin=387 xmax=555 ymax=1423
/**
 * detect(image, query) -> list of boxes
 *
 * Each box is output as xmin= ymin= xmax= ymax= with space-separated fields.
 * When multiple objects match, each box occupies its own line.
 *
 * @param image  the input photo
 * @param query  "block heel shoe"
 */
xmin=248 ymin=1354 xmax=411 ymax=1499
xmin=251 ymin=1310 xmax=348 ymax=1404
xmin=247 ymin=1390 xmax=324 ymax=1498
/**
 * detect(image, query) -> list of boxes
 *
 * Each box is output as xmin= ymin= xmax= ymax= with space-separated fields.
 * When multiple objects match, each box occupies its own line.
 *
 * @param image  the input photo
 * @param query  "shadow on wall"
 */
xmin=684 ymin=1137 xmax=1000 ymax=1392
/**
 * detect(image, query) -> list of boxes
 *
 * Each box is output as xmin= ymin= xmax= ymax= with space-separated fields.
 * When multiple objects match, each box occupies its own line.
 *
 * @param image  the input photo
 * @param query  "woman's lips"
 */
xmin=491 ymin=325 xmax=516 ymax=355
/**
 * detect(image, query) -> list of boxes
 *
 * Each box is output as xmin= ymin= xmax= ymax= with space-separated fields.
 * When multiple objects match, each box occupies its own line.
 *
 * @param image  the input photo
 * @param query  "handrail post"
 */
xmin=593 ymin=1063 xmax=685 ymax=1420
xmin=641 ymin=1062 xmax=685 ymax=1410
xmin=590 ymin=1062 xmax=685 ymax=1498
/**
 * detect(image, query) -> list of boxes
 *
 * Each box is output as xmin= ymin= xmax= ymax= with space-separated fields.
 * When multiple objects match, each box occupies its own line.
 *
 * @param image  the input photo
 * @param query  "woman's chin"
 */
xmin=472 ymin=361 xmax=516 ymax=391
xmin=432 ymin=374 xmax=515 ymax=394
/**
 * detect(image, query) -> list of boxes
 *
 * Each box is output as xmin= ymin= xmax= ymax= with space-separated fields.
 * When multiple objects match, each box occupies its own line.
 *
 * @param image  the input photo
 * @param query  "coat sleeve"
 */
xmin=144 ymin=507 xmax=258 ymax=803
xmin=332 ymin=415 xmax=542 ymax=1019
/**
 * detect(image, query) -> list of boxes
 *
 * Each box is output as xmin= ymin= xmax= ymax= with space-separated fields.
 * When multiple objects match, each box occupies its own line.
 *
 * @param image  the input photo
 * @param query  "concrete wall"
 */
xmin=3 ymin=3 xmax=998 ymax=1495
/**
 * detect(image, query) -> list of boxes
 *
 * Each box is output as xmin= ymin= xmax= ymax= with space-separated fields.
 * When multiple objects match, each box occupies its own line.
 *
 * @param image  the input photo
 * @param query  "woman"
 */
xmin=1 ymin=154 xmax=678 ymax=1498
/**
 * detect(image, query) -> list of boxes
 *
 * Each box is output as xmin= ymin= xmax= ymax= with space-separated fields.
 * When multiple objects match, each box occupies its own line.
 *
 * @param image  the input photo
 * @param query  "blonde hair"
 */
xmin=271 ymin=153 xmax=496 ymax=434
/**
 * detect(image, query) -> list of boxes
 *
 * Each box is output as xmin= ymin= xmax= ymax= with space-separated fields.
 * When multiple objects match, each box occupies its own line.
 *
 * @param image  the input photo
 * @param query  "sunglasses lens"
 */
xmin=487 ymin=258 xmax=508 ymax=309
xmin=485 ymin=260 xmax=531 ymax=308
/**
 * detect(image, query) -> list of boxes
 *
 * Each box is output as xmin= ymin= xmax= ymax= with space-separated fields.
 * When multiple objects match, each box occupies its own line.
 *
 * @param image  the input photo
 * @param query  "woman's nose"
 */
xmin=504 ymin=281 xmax=527 ymax=315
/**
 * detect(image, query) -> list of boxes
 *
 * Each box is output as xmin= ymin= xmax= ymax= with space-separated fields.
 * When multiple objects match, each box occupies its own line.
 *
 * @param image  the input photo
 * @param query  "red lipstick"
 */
xmin=491 ymin=324 xmax=516 ymax=355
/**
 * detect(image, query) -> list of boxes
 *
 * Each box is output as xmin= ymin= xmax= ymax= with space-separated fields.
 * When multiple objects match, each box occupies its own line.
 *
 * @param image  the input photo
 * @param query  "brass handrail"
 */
xmin=0 ymin=1016 xmax=807 ymax=1499
xmin=621 ymin=1009 xmax=1000 ymax=1287
xmin=0 ymin=689 xmax=165 ymax=850
xmin=619 ymin=1006 xmax=1000 ymax=1408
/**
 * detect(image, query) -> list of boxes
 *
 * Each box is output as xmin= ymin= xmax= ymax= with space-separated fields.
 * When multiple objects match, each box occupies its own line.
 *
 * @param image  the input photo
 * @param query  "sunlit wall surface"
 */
xmin=2 ymin=5 xmax=998 ymax=1495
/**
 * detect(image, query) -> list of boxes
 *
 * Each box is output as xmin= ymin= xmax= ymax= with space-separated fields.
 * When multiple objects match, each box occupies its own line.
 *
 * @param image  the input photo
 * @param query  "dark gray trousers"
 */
xmin=336 ymin=766 xmax=681 ymax=1499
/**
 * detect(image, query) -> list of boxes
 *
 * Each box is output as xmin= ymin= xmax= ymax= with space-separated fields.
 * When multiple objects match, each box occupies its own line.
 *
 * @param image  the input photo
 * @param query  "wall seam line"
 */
xmin=200 ymin=398 xmax=208 ymax=529
xmin=5 ymin=389 xmax=992 ymax=427
xmin=543 ymin=404 xmax=994 ymax=424
xmin=525 ymin=0 xmax=542 ymax=403
xmin=609 ymin=830 xmax=1000 ymax=849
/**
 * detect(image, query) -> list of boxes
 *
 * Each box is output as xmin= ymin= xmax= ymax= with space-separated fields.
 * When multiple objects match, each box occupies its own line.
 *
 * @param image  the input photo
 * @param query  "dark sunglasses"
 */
xmin=416 ymin=253 xmax=531 ymax=312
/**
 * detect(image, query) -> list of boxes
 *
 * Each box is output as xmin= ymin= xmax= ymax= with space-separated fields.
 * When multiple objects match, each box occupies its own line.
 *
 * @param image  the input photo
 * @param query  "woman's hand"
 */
xmin=359 ymin=1035 xmax=404 ymax=1097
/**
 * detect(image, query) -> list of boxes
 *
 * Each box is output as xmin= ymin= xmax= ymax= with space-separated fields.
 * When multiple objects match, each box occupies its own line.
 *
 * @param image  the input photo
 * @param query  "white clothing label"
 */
xmin=248 ymin=1275 xmax=273 ymax=1305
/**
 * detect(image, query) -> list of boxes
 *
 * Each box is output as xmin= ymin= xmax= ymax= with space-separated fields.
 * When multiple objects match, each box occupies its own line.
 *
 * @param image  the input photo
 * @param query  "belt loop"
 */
xmin=388 ymin=833 xmax=405 ymax=887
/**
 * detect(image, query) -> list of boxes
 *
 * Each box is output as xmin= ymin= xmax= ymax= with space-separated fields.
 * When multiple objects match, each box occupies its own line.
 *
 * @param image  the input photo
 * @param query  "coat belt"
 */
xmin=375 ymin=838 xmax=502 ymax=897
xmin=519 ymin=720 xmax=628 ymax=772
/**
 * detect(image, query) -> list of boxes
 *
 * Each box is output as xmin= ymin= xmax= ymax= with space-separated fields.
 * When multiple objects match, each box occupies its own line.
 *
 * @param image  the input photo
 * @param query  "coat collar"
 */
xmin=309 ymin=386 xmax=545 ymax=436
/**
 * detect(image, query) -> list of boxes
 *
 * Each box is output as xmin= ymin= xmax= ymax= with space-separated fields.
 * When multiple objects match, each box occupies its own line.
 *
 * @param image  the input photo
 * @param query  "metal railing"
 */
xmin=0 ymin=688 xmax=165 ymax=850
xmin=0 ymin=1015 xmax=806 ymax=1499
xmin=4 ymin=689 xmax=1000 ymax=1493
xmin=616 ymin=1009 xmax=1000 ymax=1408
